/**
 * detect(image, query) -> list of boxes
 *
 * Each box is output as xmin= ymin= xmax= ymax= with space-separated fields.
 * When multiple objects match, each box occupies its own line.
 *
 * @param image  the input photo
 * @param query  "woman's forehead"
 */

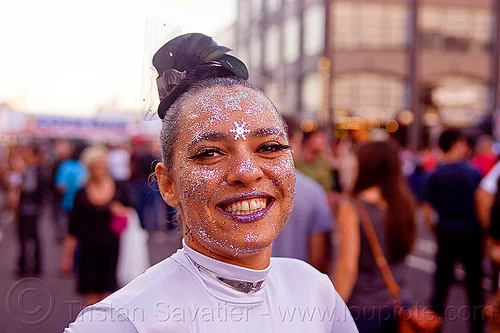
xmin=180 ymin=85 xmax=283 ymax=129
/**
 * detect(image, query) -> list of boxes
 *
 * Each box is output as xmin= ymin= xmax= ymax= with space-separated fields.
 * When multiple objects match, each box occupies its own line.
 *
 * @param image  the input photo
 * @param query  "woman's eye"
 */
xmin=257 ymin=143 xmax=291 ymax=153
xmin=190 ymin=149 xmax=223 ymax=160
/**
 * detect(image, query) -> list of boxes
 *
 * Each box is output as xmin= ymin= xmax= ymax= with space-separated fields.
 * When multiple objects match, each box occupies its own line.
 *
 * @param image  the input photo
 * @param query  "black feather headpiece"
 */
xmin=153 ymin=33 xmax=249 ymax=119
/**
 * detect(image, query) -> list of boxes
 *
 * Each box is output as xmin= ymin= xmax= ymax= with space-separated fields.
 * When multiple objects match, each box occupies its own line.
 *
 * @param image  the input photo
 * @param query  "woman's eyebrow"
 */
xmin=188 ymin=127 xmax=286 ymax=149
xmin=188 ymin=131 xmax=227 ymax=148
xmin=251 ymin=127 xmax=286 ymax=139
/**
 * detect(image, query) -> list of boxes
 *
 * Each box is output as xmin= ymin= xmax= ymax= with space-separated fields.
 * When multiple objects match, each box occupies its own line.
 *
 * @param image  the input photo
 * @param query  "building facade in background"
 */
xmin=218 ymin=0 xmax=500 ymax=148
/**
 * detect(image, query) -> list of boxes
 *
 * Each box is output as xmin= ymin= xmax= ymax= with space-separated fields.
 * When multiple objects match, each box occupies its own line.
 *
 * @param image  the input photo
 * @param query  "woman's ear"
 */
xmin=155 ymin=162 xmax=179 ymax=207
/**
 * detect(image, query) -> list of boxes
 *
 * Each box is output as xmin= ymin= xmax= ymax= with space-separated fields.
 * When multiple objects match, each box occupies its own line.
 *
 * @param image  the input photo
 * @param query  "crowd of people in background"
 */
xmin=1 ymin=119 xmax=500 ymax=332
xmin=0 ymin=137 xmax=172 ymax=278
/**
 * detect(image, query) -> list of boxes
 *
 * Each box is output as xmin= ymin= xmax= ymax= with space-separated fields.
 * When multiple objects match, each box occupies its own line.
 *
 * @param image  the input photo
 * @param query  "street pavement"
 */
xmin=0 ymin=204 xmax=495 ymax=333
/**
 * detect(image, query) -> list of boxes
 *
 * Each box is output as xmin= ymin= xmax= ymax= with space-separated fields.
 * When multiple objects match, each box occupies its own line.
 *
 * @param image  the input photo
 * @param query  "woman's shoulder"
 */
xmin=96 ymin=253 xmax=187 ymax=309
xmin=270 ymin=258 xmax=339 ymax=305
xmin=65 ymin=251 xmax=195 ymax=332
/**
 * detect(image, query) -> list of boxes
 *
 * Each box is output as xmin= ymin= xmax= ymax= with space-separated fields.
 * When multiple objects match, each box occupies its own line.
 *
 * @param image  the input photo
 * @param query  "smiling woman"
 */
xmin=64 ymin=33 xmax=358 ymax=333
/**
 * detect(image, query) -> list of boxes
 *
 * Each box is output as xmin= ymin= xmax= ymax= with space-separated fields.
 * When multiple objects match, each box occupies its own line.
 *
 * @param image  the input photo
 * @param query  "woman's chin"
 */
xmin=201 ymin=235 xmax=273 ymax=257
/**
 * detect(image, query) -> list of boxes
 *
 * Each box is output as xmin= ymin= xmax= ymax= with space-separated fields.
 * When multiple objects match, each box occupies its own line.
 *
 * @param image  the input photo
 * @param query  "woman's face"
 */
xmin=160 ymin=85 xmax=295 ymax=259
xmin=89 ymin=156 xmax=109 ymax=180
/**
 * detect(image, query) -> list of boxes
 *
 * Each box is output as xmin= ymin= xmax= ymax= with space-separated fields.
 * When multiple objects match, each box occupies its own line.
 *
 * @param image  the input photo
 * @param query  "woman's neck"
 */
xmin=185 ymin=236 xmax=271 ymax=270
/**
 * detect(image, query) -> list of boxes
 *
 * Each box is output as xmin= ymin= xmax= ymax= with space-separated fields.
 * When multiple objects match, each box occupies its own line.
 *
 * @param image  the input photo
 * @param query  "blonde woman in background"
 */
xmin=61 ymin=146 xmax=131 ymax=306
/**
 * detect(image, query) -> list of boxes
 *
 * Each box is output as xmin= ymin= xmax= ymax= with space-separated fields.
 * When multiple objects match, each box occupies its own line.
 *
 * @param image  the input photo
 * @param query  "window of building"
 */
xmin=443 ymin=8 xmax=468 ymax=38
xmin=284 ymin=16 xmax=300 ymax=64
xmin=333 ymin=73 xmax=404 ymax=120
xmin=359 ymin=3 xmax=385 ymax=48
xmin=304 ymin=5 xmax=325 ymax=56
xmin=332 ymin=1 xmax=408 ymax=50
xmin=420 ymin=5 xmax=492 ymax=52
xmin=432 ymin=76 xmax=487 ymax=109
xmin=432 ymin=76 xmax=488 ymax=126
xmin=420 ymin=6 xmax=439 ymax=31
xmin=472 ymin=9 xmax=492 ymax=51
xmin=358 ymin=74 xmax=383 ymax=107
xmin=333 ymin=77 xmax=354 ymax=109
xmin=265 ymin=25 xmax=281 ymax=70
xmin=387 ymin=5 xmax=407 ymax=48
xmin=302 ymin=72 xmax=322 ymax=114
xmin=332 ymin=2 xmax=357 ymax=49
xmin=386 ymin=79 xmax=404 ymax=110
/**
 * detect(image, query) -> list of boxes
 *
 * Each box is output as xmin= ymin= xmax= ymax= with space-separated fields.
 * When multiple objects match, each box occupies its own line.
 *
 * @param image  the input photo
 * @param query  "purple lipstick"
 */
xmin=217 ymin=192 xmax=275 ymax=223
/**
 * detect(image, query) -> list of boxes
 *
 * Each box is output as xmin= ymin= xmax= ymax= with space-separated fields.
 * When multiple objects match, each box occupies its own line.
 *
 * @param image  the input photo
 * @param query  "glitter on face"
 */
xmin=229 ymin=120 xmax=251 ymax=140
xmin=222 ymin=91 xmax=248 ymax=111
xmin=236 ymin=157 xmax=260 ymax=175
xmin=170 ymin=85 xmax=296 ymax=259
xmin=244 ymin=232 xmax=259 ymax=244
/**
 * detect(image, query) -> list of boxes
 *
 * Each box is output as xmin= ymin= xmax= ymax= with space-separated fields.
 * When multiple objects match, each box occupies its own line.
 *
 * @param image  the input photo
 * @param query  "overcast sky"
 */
xmin=0 ymin=0 xmax=237 ymax=116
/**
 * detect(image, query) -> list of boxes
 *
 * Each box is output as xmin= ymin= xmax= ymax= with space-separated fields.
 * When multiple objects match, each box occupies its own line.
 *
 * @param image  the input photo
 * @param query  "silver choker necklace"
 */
xmin=185 ymin=252 xmax=266 ymax=294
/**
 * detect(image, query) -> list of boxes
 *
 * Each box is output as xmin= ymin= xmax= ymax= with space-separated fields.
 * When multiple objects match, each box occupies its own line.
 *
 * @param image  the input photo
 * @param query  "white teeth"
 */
xmin=250 ymin=200 xmax=258 ymax=210
xmin=222 ymin=198 xmax=268 ymax=214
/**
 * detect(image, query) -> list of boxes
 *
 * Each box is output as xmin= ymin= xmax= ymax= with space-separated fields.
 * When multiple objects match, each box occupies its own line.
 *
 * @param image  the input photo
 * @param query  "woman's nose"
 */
xmin=226 ymin=153 xmax=264 ymax=187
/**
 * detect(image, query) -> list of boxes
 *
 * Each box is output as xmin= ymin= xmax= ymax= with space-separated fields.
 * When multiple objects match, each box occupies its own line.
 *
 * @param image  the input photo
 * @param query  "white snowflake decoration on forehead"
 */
xmin=230 ymin=120 xmax=251 ymax=140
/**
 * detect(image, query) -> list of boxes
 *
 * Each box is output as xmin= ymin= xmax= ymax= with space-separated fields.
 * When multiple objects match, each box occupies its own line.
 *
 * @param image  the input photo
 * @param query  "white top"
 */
xmin=64 ymin=240 xmax=358 ymax=333
xmin=107 ymin=148 xmax=131 ymax=181
xmin=480 ymin=160 xmax=500 ymax=194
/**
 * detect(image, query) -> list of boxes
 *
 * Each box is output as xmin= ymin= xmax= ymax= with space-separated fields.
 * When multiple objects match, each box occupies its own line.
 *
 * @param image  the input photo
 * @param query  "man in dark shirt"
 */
xmin=422 ymin=129 xmax=484 ymax=333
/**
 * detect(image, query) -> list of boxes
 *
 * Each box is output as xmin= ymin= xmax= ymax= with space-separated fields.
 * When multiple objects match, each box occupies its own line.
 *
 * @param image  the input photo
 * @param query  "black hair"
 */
xmin=352 ymin=141 xmax=416 ymax=262
xmin=158 ymin=65 xmax=235 ymax=119
xmin=153 ymin=33 xmax=249 ymax=119
xmin=438 ymin=129 xmax=463 ymax=153
xmin=71 ymin=142 xmax=87 ymax=160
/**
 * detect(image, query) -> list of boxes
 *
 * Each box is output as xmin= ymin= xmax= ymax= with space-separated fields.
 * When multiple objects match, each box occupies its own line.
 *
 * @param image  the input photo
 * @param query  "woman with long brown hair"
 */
xmin=332 ymin=140 xmax=416 ymax=333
